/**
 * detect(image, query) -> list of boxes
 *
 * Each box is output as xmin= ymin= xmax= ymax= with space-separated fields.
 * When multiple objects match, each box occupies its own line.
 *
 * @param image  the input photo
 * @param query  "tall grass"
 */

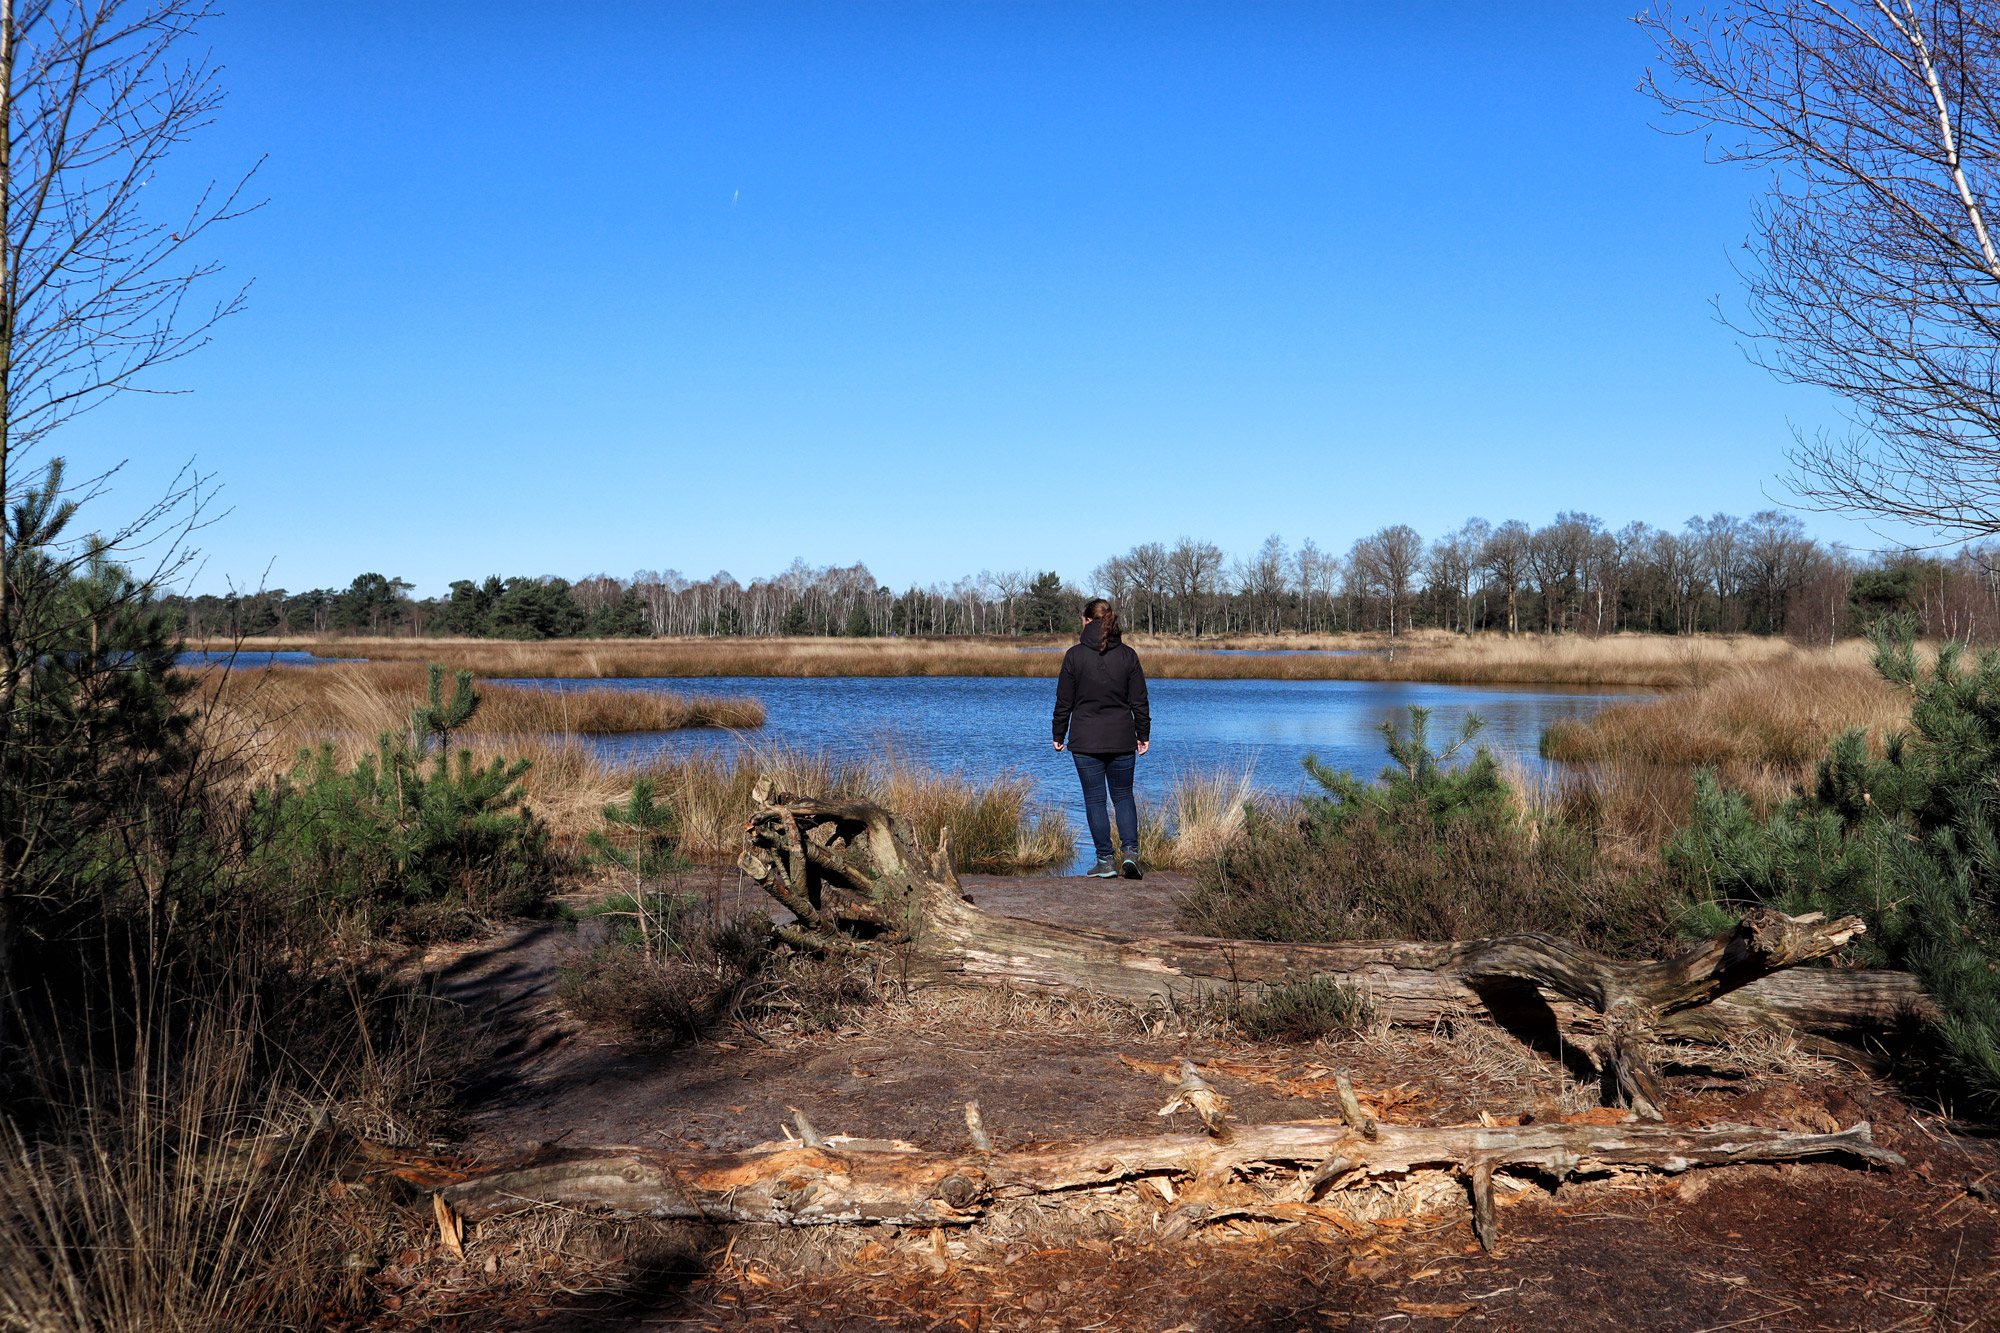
xmin=192 ymin=659 xmax=1071 ymax=873
xmin=0 ymin=1010 xmax=322 ymax=1332
xmin=0 ymin=959 xmax=481 ymax=1333
xmin=617 ymin=744 xmax=1075 ymax=874
xmin=190 ymin=660 xmax=763 ymax=737
xmin=1138 ymin=769 xmax=1258 ymax=870
xmin=1539 ymin=638 xmax=1899 ymax=769
xmin=204 ymin=705 xmax=1073 ymax=875
xmin=214 ymin=630 xmax=1805 ymax=686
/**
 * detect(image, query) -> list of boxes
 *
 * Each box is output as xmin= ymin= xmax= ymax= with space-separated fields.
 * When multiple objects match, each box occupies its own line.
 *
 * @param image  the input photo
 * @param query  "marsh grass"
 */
xmin=219 ymin=630 xmax=1806 ymax=686
xmin=1536 ymin=640 xmax=1908 ymax=845
xmin=0 ymin=973 xmax=484 ymax=1333
xmin=623 ymin=743 xmax=1076 ymax=874
xmin=1539 ymin=639 xmax=1899 ymax=770
xmin=1500 ymin=758 xmax=1704 ymax=867
xmin=194 ymin=661 xmax=1069 ymax=873
xmin=1136 ymin=769 xmax=1258 ymax=870
xmin=0 ymin=1011 xmax=314 ymax=1333
xmin=192 ymin=660 xmax=763 ymax=737
xmin=207 ymin=710 xmax=1073 ymax=875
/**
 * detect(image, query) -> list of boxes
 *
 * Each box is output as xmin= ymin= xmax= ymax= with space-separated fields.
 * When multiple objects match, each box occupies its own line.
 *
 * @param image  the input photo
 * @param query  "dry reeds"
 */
xmin=0 ymin=1006 xmax=328 ymax=1331
xmin=206 ymin=631 xmax=1812 ymax=687
xmin=623 ymin=744 xmax=1074 ymax=874
xmin=1539 ymin=638 xmax=1899 ymax=770
xmin=1139 ymin=769 xmax=1258 ymax=870
xmin=191 ymin=660 xmax=763 ymax=738
xmin=208 ymin=702 xmax=1072 ymax=875
xmin=1525 ymin=640 xmax=1907 ymax=849
xmin=1503 ymin=758 xmax=1706 ymax=869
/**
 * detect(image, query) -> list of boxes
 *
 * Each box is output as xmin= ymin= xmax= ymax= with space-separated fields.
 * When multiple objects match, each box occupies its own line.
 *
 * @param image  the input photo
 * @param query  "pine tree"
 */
xmin=250 ymin=663 xmax=555 ymax=930
xmin=587 ymin=776 xmax=683 ymax=879
xmin=1669 ymin=623 xmax=2000 ymax=1111
xmin=1299 ymin=706 xmax=1506 ymax=834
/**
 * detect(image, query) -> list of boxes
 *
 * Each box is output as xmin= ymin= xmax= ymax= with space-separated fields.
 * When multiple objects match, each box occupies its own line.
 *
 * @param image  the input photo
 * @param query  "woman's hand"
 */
xmin=1052 ymin=740 xmax=1066 ymax=752
xmin=1137 ymin=740 xmax=1150 ymax=756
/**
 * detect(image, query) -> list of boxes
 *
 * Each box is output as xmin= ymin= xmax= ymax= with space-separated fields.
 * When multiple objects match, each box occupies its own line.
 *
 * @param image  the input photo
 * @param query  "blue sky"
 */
xmin=55 ymin=1 xmax=1892 ymax=597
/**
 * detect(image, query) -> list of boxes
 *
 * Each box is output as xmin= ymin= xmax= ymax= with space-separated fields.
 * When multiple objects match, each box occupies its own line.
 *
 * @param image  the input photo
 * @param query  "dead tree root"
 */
xmin=431 ymin=1115 xmax=1903 ymax=1251
xmin=734 ymin=787 xmax=1931 ymax=1117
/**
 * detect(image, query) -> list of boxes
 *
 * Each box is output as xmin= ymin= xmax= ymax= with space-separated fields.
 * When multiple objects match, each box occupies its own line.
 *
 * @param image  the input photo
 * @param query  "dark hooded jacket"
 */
xmin=1052 ymin=620 xmax=1150 ymax=754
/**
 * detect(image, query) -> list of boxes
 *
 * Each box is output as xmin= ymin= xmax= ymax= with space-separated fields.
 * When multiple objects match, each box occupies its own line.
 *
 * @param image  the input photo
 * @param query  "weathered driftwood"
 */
xmin=735 ymin=789 xmax=1930 ymax=1114
xmin=437 ymin=1112 xmax=1902 ymax=1249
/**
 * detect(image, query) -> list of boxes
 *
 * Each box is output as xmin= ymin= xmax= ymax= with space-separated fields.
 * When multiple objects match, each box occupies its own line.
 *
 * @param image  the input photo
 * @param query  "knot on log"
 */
xmin=772 ymin=1172 xmax=823 ymax=1209
xmin=1734 ymin=908 xmax=1866 ymax=967
xmin=933 ymin=1172 xmax=986 ymax=1209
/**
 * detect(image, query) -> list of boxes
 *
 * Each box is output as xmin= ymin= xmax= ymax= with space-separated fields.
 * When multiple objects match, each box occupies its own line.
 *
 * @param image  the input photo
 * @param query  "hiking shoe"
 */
xmin=1087 ymin=857 xmax=1119 ymax=878
xmin=1120 ymin=856 xmax=1144 ymax=880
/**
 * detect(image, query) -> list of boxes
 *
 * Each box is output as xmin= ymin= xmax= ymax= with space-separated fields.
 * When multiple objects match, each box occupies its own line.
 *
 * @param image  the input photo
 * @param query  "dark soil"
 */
xmin=399 ymin=870 xmax=2000 ymax=1333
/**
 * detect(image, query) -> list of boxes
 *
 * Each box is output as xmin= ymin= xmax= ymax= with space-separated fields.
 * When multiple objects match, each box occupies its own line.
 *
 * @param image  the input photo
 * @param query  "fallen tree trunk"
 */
xmin=435 ymin=1109 xmax=1902 ymax=1250
xmin=736 ymin=789 xmax=1932 ymax=1115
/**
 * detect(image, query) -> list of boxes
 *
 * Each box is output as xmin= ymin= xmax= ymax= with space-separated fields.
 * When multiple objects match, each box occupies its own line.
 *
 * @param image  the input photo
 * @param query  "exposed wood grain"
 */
xmin=736 ymin=790 xmax=1932 ymax=1066
xmin=436 ymin=1118 xmax=1903 ymax=1249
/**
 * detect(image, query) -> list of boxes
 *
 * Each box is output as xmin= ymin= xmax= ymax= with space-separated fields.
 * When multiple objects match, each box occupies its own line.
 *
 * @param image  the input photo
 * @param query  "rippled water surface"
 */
xmin=519 ymin=675 xmax=1646 ymax=864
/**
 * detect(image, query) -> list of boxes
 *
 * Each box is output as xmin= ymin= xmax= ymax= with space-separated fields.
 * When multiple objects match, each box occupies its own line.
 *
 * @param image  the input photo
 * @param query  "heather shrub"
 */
xmin=1228 ymin=976 xmax=1375 ymax=1042
xmin=1179 ymin=706 xmax=1679 ymax=958
xmin=557 ymin=902 xmax=878 ymax=1039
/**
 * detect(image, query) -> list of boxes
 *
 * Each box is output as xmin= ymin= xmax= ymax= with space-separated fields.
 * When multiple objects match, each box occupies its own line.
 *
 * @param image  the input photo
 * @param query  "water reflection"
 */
xmin=176 ymin=651 xmax=361 ymax=668
xmin=520 ymin=675 xmax=1646 ymax=868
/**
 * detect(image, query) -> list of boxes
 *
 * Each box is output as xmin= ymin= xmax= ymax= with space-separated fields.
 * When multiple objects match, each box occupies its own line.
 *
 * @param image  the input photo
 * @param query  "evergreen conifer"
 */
xmin=1669 ymin=623 xmax=2000 ymax=1111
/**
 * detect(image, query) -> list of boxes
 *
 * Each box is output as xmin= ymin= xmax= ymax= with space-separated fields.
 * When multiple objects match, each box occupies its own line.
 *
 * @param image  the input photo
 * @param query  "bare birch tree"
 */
xmin=1290 ymin=537 xmax=1334 ymax=633
xmin=1351 ymin=524 xmax=1422 ymax=648
xmin=1643 ymin=1 xmax=2000 ymax=537
xmin=1166 ymin=537 xmax=1224 ymax=636
xmin=1235 ymin=534 xmax=1287 ymax=634
xmin=1688 ymin=512 xmax=1747 ymax=630
xmin=1424 ymin=519 xmax=1487 ymax=635
xmin=1123 ymin=541 xmax=1170 ymax=635
xmin=1480 ymin=520 xmax=1531 ymax=636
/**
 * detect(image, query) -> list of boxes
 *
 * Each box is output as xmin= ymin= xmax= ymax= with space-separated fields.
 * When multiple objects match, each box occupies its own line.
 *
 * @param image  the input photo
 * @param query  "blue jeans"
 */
xmin=1072 ymin=751 xmax=1138 ymax=862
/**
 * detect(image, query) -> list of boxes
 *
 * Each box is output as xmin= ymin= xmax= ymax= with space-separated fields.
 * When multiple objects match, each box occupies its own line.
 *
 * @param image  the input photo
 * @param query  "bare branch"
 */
xmin=1642 ymin=1 xmax=2000 ymax=537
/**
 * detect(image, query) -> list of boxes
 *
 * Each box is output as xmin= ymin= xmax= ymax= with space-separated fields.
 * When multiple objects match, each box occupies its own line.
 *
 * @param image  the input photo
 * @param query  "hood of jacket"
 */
xmin=1080 ymin=619 xmax=1121 ymax=651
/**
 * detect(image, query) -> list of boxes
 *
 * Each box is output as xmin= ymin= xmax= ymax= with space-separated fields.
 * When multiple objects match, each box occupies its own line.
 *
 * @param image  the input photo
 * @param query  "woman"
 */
xmin=1051 ymin=598 xmax=1151 ymax=879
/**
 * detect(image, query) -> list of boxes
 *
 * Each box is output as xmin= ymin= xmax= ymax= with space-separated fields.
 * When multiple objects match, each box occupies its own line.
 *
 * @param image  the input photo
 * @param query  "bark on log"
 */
xmin=436 ymin=1117 xmax=1903 ymax=1249
xmin=735 ymin=789 xmax=1932 ymax=1054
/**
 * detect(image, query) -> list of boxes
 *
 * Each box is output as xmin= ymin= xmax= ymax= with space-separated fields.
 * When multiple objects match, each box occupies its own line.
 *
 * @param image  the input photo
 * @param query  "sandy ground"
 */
xmin=353 ymin=871 xmax=2000 ymax=1333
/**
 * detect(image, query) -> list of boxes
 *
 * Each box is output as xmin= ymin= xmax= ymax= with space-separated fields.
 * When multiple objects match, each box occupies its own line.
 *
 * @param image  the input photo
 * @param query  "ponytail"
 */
xmin=1084 ymin=598 xmax=1120 ymax=653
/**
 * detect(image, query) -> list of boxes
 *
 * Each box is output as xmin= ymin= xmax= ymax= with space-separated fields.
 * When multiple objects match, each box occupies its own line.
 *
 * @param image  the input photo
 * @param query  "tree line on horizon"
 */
xmin=165 ymin=510 xmax=2000 ymax=644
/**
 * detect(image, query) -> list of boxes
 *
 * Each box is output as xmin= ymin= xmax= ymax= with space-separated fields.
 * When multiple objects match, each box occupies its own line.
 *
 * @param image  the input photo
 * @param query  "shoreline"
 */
xmin=184 ymin=630 xmax=1848 ymax=688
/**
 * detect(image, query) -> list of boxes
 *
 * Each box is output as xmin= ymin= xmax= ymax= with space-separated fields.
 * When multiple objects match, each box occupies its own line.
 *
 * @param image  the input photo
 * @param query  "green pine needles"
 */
xmin=586 ymin=776 xmax=685 ymax=879
xmin=1299 ymin=705 xmax=1508 ymax=833
xmin=249 ymin=663 xmax=559 ymax=937
xmin=1669 ymin=622 xmax=2000 ymax=1113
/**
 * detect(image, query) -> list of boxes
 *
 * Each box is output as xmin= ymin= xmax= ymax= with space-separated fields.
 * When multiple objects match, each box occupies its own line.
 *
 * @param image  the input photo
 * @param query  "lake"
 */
xmin=177 ymin=651 xmax=359 ymax=667
xmin=516 ymin=675 xmax=1646 ymax=865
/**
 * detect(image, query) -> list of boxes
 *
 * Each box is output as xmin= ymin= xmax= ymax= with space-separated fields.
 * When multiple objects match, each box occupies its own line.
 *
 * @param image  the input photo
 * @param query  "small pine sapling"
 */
xmin=410 ymin=662 xmax=479 ymax=754
xmin=587 ymin=777 xmax=688 ymax=955
xmin=249 ymin=663 xmax=554 ymax=935
xmin=1299 ymin=705 xmax=1506 ymax=834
